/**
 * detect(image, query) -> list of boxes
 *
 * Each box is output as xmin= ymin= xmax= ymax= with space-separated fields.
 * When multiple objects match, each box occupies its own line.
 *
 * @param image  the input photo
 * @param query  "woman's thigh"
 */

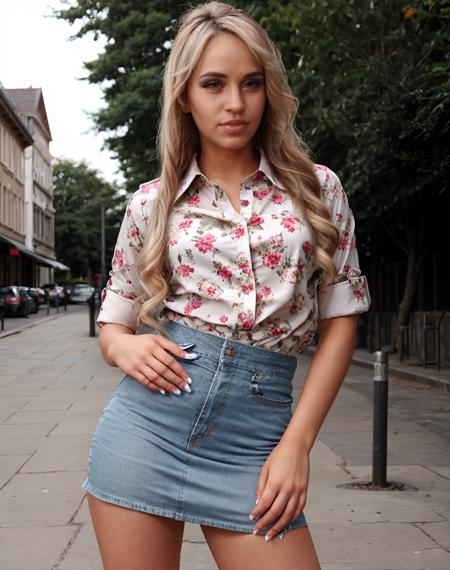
xmin=87 ymin=493 xmax=185 ymax=570
xmin=200 ymin=524 xmax=321 ymax=570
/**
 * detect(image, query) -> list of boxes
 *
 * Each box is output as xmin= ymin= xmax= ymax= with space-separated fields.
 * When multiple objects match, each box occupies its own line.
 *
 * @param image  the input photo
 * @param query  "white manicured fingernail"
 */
xmin=159 ymin=389 xmax=166 ymax=394
xmin=186 ymin=377 xmax=192 ymax=384
xmin=183 ymin=383 xmax=191 ymax=393
xmin=174 ymin=388 xmax=182 ymax=395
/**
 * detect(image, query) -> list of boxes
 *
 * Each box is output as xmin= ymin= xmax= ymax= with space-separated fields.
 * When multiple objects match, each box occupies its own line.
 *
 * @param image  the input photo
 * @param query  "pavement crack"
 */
xmin=51 ymin=522 xmax=83 ymax=569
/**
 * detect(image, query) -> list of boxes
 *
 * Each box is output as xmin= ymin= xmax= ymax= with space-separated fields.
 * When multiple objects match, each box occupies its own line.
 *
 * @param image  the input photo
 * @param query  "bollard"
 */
xmin=372 ymin=350 xmax=389 ymax=486
xmin=88 ymin=293 xmax=96 ymax=337
xmin=55 ymin=295 xmax=60 ymax=314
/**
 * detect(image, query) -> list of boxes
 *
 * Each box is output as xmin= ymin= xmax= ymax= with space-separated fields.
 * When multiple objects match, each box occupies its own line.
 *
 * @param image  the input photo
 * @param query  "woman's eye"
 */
xmin=201 ymin=80 xmax=222 ymax=89
xmin=243 ymin=80 xmax=263 ymax=89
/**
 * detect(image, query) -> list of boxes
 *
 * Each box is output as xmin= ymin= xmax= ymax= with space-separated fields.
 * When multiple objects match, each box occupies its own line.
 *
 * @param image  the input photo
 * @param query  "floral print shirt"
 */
xmin=97 ymin=150 xmax=371 ymax=355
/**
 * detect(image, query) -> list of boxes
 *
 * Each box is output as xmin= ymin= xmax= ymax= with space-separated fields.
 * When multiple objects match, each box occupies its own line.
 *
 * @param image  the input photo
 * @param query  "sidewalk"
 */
xmin=0 ymin=309 xmax=449 ymax=569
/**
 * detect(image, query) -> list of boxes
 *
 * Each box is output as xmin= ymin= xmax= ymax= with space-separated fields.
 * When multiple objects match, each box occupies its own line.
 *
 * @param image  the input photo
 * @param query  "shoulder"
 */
xmin=126 ymin=177 xmax=162 ymax=223
xmin=313 ymin=164 xmax=347 ymax=206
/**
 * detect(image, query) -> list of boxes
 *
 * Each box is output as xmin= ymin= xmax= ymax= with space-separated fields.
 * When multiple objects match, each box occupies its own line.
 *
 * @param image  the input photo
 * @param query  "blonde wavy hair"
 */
xmin=136 ymin=0 xmax=340 ymax=335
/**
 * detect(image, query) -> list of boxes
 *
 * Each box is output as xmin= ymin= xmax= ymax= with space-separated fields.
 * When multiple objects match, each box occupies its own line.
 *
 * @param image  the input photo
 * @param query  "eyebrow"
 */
xmin=198 ymin=71 xmax=264 ymax=79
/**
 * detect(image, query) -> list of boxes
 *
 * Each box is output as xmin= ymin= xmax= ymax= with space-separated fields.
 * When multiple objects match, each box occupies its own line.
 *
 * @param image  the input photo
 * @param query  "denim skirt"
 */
xmin=82 ymin=319 xmax=308 ymax=537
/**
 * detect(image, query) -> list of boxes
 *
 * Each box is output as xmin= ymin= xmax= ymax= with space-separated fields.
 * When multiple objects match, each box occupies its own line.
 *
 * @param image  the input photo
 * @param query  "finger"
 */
xmin=139 ymin=360 xmax=188 ymax=395
xmin=263 ymin=495 xmax=299 ymax=541
xmin=252 ymin=491 xmax=289 ymax=535
xmin=153 ymin=338 xmax=192 ymax=380
xmin=132 ymin=369 xmax=165 ymax=393
xmin=152 ymin=347 xmax=190 ymax=389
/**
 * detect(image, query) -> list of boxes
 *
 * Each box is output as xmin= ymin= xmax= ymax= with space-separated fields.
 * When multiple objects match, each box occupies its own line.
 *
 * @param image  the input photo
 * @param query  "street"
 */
xmin=0 ymin=308 xmax=449 ymax=569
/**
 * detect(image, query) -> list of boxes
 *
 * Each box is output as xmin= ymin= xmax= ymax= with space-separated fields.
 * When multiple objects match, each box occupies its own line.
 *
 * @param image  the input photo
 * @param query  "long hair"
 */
xmin=136 ymin=1 xmax=340 ymax=335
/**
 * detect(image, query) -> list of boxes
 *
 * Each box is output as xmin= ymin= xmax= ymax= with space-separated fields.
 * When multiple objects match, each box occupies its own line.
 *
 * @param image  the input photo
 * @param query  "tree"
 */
xmin=53 ymin=159 xmax=124 ymax=279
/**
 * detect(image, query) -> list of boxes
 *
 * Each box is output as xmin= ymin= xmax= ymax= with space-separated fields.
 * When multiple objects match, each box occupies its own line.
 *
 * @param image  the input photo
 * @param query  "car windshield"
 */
xmin=75 ymin=285 xmax=91 ymax=289
xmin=0 ymin=287 xmax=15 ymax=297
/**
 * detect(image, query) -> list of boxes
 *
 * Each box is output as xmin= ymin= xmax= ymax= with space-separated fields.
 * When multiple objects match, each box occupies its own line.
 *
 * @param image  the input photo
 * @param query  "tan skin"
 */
xmin=88 ymin=31 xmax=358 ymax=570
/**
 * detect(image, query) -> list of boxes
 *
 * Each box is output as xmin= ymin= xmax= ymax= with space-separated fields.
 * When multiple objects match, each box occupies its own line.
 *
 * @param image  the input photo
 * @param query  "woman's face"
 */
xmin=185 ymin=32 xmax=266 ymax=154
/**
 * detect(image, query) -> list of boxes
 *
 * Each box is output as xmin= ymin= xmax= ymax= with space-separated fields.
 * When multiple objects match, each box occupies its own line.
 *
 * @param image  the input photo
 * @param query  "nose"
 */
xmin=224 ymin=85 xmax=245 ymax=112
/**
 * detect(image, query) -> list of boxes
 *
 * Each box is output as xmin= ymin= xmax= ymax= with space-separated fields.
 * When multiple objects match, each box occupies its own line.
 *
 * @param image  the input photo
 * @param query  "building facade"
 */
xmin=0 ymin=85 xmax=68 ymax=286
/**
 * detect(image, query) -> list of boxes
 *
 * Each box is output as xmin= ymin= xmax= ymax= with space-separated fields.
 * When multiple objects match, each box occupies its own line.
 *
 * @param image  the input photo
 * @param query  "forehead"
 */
xmin=193 ymin=32 xmax=262 ymax=74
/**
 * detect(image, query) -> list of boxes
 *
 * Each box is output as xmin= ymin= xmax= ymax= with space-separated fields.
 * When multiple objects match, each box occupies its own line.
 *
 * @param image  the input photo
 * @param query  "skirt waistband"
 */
xmin=140 ymin=319 xmax=297 ymax=376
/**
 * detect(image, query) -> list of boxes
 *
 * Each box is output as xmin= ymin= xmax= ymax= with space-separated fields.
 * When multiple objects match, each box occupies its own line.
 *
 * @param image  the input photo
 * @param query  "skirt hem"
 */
xmin=82 ymin=480 xmax=308 ymax=535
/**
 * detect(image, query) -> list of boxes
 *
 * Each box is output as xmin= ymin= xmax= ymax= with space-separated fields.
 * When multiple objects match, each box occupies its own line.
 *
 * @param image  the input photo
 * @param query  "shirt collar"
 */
xmin=174 ymin=149 xmax=284 ymax=202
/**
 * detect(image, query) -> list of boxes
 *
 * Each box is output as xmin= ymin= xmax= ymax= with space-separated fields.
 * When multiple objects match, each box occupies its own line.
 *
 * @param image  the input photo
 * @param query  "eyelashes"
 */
xmin=199 ymin=80 xmax=264 ymax=90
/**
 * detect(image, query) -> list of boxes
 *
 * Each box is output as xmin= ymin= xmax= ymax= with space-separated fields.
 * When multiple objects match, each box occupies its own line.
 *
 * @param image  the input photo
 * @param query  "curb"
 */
xmin=0 ymin=310 xmax=71 ymax=339
xmin=305 ymin=347 xmax=450 ymax=392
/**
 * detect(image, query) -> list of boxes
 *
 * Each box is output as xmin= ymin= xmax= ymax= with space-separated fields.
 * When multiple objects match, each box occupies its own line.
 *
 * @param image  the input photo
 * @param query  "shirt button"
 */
xmin=224 ymin=347 xmax=237 ymax=356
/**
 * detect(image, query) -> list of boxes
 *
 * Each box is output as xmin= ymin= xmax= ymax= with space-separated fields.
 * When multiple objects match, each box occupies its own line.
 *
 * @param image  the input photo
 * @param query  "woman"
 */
xmin=83 ymin=2 xmax=371 ymax=569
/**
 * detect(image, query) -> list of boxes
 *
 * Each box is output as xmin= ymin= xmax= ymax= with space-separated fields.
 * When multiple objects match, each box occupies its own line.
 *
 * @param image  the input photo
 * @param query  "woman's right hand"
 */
xmin=107 ymin=332 xmax=193 ymax=395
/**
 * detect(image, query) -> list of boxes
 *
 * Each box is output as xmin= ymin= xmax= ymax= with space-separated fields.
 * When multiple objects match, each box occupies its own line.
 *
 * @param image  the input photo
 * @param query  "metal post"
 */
xmin=100 ymin=201 xmax=106 ymax=289
xmin=372 ymin=350 xmax=388 ymax=486
xmin=89 ymin=292 xmax=96 ymax=337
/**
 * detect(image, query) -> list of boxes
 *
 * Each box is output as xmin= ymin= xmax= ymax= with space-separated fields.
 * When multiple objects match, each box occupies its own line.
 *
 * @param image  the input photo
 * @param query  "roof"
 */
xmin=0 ymin=88 xmax=33 ymax=147
xmin=4 ymin=87 xmax=52 ymax=141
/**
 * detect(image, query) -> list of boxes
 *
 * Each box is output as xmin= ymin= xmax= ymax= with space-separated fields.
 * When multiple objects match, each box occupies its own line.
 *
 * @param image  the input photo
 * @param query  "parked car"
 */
xmin=0 ymin=286 xmax=32 ymax=317
xmin=16 ymin=286 xmax=39 ymax=313
xmin=70 ymin=283 xmax=95 ymax=303
xmin=41 ymin=283 xmax=69 ymax=307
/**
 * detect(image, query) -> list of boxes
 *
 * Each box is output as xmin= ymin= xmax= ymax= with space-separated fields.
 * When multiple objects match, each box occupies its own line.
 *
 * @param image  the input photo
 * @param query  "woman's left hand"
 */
xmin=249 ymin=439 xmax=310 ymax=540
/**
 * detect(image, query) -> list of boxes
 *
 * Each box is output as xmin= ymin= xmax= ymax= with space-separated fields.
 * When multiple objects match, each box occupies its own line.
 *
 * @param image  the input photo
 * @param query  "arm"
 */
xmin=281 ymin=313 xmax=359 ymax=451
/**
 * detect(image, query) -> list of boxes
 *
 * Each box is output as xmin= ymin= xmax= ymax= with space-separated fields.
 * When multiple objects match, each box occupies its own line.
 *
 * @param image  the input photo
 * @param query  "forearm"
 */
xmin=281 ymin=314 xmax=359 ymax=451
xmin=98 ymin=323 xmax=135 ymax=367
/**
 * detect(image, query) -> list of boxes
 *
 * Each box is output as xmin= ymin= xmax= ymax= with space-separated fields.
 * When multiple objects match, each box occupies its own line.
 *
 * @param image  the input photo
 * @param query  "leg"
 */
xmin=200 ymin=524 xmax=321 ymax=570
xmin=87 ymin=493 xmax=185 ymax=570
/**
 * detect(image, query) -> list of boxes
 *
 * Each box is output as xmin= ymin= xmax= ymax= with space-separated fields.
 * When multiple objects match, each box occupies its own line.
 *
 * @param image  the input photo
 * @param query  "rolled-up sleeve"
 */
xmin=96 ymin=190 xmax=147 ymax=332
xmin=318 ymin=168 xmax=371 ymax=320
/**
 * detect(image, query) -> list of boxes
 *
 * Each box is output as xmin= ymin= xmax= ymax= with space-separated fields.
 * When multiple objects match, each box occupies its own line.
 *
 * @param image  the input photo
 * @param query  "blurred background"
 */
xmin=0 ymin=0 xmax=448 ymax=368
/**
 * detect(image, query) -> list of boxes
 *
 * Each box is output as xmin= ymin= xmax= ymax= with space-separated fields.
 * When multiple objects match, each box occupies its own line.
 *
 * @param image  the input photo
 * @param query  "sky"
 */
xmin=1 ymin=0 xmax=123 ymax=185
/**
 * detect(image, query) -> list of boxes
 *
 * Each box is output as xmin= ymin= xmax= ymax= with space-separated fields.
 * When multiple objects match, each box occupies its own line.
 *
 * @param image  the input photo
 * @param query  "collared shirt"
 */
xmin=97 ymin=150 xmax=371 ymax=355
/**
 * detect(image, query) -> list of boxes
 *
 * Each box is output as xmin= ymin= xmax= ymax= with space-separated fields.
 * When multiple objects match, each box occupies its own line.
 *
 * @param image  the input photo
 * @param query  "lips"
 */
xmin=220 ymin=120 xmax=248 ymax=126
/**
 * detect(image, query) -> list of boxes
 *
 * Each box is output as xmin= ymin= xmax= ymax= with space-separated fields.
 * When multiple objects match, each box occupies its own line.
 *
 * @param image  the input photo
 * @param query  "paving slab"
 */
xmin=0 ymin=526 xmax=76 ymax=570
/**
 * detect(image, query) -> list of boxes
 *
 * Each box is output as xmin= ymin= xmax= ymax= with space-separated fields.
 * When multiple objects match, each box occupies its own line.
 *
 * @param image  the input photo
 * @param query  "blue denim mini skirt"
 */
xmin=82 ymin=319 xmax=308 ymax=537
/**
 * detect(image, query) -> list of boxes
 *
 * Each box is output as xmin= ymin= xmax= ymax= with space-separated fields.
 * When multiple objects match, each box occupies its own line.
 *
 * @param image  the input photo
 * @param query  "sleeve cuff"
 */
xmin=96 ymin=289 xmax=139 ymax=332
xmin=318 ymin=276 xmax=371 ymax=320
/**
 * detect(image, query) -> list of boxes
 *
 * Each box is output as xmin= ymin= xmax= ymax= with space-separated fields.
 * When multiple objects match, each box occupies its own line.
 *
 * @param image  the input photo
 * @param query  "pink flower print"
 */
xmin=354 ymin=288 xmax=365 ymax=302
xmin=241 ymin=283 xmax=254 ymax=294
xmin=270 ymin=324 xmax=283 ymax=336
xmin=251 ymin=170 xmax=265 ymax=182
xmin=238 ymin=311 xmax=254 ymax=330
xmin=219 ymin=315 xmax=229 ymax=323
xmin=176 ymin=264 xmax=194 ymax=277
xmin=128 ymin=224 xmax=140 ymax=240
xmin=256 ymin=291 xmax=263 ymax=302
xmin=126 ymin=279 xmax=132 ymax=285
xmin=139 ymin=180 xmax=159 ymax=194
xmin=187 ymin=193 xmax=201 ymax=207
xmin=272 ymin=193 xmax=284 ymax=205
xmin=343 ymin=264 xmax=351 ymax=274
xmin=112 ymin=249 xmax=124 ymax=270
xmin=140 ymin=199 xmax=147 ymax=208
xmin=101 ymin=288 xmax=107 ymax=303
xmin=205 ymin=286 xmax=217 ymax=297
xmin=233 ymin=226 xmax=245 ymax=239
xmin=253 ymin=188 xmax=270 ymax=200
xmin=191 ymin=297 xmax=202 ymax=310
xmin=282 ymin=216 xmax=299 ymax=233
xmin=263 ymin=252 xmax=281 ymax=269
xmin=195 ymin=233 xmax=216 ymax=253
xmin=339 ymin=233 xmax=350 ymax=250
xmin=178 ymin=219 xmax=193 ymax=230
xmin=240 ymin=199 xmax=250 ymax=208
xmin=336 ymin=212 xmax=344 ymax=224
xmin=168 ymin=239 xmax=177 ymax=246
xmin=212 ymin=200 xmax=218 ymax=208
xmin=289 ymin=303 xmax=298 ymax=316
xmin=217 ymin=266 xmax=233 ymax=281
xmin=183 ymin=303 xmax=194 ymax=315
xmin=249 ymin=215 xmax=264 ymax=226
xmin=302 ymin=241 xmax=312 ymax=253
xmin=262 ymin=286 xmax=272 ymax=297
xmin=238 ymin=260 xmax=252 ymax=275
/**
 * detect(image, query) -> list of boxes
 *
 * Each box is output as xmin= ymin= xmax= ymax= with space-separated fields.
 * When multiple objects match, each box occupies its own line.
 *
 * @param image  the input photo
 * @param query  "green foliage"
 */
xmin=53 ymin=159 xmax=125 ymax=278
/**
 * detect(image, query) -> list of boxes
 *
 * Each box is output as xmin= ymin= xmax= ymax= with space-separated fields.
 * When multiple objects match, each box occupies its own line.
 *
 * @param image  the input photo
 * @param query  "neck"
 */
xmin=198 ymin=145 xmax=260 ymax=183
